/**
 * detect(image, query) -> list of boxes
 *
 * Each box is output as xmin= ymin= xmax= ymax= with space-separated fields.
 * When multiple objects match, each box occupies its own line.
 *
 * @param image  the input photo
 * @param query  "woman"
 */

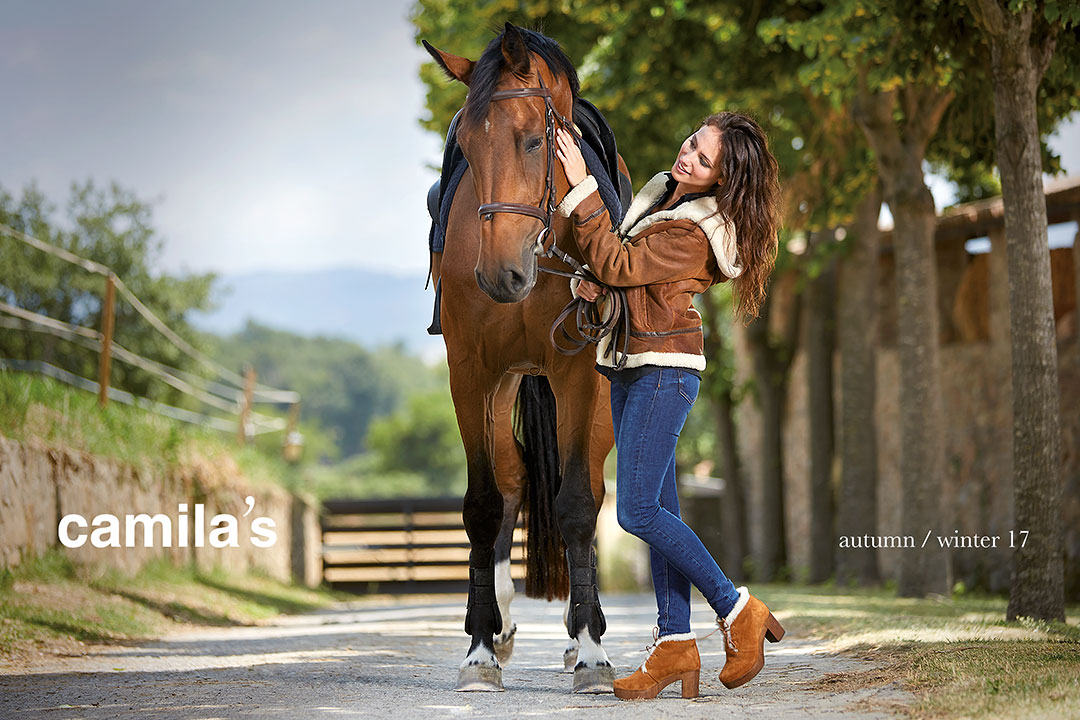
xmin=554 ymin=112 xmax=784 ymax=700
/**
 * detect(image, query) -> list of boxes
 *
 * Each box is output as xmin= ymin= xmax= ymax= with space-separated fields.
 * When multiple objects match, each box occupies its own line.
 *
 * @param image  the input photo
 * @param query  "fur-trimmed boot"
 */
xmin=613 ymin=631 xmax=700 ymax=700
xmin=716 ymin=586 xmax=785 ymax=689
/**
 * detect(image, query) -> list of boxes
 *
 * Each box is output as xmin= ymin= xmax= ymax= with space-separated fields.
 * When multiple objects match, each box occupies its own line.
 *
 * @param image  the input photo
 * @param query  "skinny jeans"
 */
xmin=609 ymin=367 xmax=740 ymax=636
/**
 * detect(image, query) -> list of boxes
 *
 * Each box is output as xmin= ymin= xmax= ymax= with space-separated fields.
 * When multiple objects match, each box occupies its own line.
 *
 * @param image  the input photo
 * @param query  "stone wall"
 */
xmin=0 ymin=435 xmax=322 ymax=587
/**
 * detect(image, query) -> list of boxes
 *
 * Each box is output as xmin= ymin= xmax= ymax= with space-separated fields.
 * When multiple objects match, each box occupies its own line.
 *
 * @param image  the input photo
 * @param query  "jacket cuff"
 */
xmin=557 ymin=175 xmax=598 ymax=217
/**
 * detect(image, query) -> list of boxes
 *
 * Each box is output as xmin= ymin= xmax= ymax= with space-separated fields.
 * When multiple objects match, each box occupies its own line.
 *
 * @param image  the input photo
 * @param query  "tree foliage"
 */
xmin=0 ymin=180 xmax=217 ymax=403
xmin=208 ymin=321 xmax=442 ymax=459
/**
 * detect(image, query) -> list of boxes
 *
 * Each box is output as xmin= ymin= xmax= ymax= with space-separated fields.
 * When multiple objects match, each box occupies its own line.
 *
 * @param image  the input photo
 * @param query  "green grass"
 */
xmin=0 ymin=369 xmax=294 ymax=487
xmin=0 ymin=548 xmax=352 ymax=661
xmin=750 ymin=583 xmax=1080 ymax=720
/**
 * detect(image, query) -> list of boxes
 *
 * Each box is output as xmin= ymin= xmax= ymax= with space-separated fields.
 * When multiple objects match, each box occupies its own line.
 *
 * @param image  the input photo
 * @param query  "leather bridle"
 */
xmin=476 ymin=74 xmax=574 ymax=256
xmin=474 ymin=74 xmax=632 ymax=370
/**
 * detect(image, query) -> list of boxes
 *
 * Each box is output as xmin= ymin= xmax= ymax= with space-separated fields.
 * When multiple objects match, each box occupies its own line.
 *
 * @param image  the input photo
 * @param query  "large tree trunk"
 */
xmin=968 ymin=0 xmax=1064 ymax=622
xmin=853 ymin=81 xmax=953 ymax=597
xmin=806 ymin=230 xmax=837 ymax=583
xmin=701 ymin=291 xmax=748 ymax=577
xmin=835 ymin=186 xmax=883 ymax=586
xmin=746 ymin=272 xmax=802 ymax=582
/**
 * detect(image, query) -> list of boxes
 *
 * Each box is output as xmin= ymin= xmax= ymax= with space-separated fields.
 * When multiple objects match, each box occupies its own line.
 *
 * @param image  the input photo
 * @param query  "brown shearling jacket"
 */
xmin=555 ymin=171 xmax=744 ymax=372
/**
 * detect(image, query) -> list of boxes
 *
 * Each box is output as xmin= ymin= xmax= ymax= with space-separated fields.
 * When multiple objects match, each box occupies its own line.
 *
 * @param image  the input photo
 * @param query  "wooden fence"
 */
xmin=321 ymin=496 xmax=525 ymax=593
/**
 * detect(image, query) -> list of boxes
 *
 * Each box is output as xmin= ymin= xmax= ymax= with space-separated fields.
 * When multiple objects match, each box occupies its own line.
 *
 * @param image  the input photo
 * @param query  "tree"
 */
xmin=0 ymin=180 xmax=217 ymax=403
xmin=209 ymin=321 xmax=441 ymax=458
xmin=762 ymin=1 xmax=995 ymax=596
xmin=964 ymin=0 xmax=1080 ymax=623
xmin=835 ymin=185 xmax=884 ymax=586
xmin=366 ymin=389 xmax=467 ymax=495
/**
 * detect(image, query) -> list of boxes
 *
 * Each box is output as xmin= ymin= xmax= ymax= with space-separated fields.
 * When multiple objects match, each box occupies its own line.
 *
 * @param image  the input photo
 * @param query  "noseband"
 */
xmin=474 ymin=75 xmax=631 ymax=370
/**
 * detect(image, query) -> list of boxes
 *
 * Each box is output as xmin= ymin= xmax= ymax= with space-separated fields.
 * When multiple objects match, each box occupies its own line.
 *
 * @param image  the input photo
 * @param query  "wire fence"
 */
xmin=0 ymin=221 xmax=300 ymax=442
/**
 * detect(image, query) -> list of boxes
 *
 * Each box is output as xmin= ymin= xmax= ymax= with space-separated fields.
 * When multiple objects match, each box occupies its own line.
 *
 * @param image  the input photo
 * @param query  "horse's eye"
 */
xmin=524 ymin=136 xmax=543 ymax=153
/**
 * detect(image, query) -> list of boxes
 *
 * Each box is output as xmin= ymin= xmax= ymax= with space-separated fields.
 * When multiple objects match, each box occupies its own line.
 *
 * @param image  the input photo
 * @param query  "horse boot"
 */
xmin=566 ymin=552 xmax=614 ymax=693
xmin=613 ymin=631 xmax=700 ymax=700
xmin=716 ymin=586 xmax=785 ymax=689
xmin=456 ymin=565 xmax=504 ymax=691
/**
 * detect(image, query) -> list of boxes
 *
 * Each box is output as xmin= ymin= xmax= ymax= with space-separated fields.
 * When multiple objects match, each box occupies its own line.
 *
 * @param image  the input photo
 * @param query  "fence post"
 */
xmin=283 ymin=400 xmax=303 ymax=462
xmin=237 ymin=364 xmax=256 ymax=445
xmin=98 ymin=273 xmax=116 ymax=408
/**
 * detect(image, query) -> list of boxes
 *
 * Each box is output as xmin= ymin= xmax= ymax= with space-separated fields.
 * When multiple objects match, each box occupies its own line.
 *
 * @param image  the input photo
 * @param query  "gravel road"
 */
xmin=0 ymin=593 xmax=911 ymax=719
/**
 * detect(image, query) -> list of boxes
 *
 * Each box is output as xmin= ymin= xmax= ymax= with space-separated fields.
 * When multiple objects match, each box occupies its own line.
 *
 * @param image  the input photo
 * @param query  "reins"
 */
xmin=478 ymin=75 xmax=631 ymax=370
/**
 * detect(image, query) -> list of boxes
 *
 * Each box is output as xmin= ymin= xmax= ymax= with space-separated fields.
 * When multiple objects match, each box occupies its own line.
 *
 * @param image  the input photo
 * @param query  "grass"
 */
xmin=751 ymin=583 xmax=1080 ymax=720
xmin=0 ymin=548 xmax=352 ymax=665
xmin=0 ymin=369 xmax=295 ymax=488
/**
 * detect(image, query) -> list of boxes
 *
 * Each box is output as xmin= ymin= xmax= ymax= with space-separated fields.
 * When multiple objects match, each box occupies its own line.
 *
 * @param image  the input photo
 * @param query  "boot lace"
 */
xmin=638 ymin=626 xmax=661 ymax=671
xmin=701 ymin=618 xmax=739 ymax=654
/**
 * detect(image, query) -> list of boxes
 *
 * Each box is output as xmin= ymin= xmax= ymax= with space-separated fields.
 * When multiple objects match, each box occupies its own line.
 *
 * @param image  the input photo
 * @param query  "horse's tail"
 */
xmin=515 ymin=374 xmax=569 ymax=600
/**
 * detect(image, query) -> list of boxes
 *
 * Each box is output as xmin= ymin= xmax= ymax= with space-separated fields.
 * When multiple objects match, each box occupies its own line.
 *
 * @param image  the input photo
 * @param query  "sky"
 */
xmin=1 ymin=2 xmax=1077 ymax=279
xmin=1 ymin=0 xmax=442 ymax=277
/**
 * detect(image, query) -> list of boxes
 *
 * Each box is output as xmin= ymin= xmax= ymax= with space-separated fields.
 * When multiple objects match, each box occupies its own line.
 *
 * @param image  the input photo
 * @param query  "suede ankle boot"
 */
xmin=716 ymin=586 xmax=785 ymax=689
xmin=613 ymin=631 xmax=700 ymax=700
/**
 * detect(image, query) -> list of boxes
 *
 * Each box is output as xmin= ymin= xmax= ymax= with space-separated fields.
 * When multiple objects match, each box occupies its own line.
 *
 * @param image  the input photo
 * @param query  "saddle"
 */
xmin=426 ymin=99 xmax=630 ymax=335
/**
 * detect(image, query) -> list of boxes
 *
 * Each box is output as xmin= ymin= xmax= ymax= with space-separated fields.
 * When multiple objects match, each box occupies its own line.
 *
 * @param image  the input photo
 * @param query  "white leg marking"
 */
xmin=461 ymin=644 xmax=499 ymax=669
xmin=574 ymin=630 xmax=611 ymax=668
xmin=495 ymin=558 xmax=514 ymax=641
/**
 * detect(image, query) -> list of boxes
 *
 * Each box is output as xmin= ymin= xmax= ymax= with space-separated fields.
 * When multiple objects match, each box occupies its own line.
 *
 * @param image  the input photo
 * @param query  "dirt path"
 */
xmin=0 ymin=593 xmax=912 ymax=718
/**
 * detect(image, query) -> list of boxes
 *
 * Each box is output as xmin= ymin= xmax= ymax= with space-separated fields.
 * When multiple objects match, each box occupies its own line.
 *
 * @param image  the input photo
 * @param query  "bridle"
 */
xmin=476 ymin=74 xmax=573 ymax=257
xmin=474 ymin=74 xmax=631 ymax=369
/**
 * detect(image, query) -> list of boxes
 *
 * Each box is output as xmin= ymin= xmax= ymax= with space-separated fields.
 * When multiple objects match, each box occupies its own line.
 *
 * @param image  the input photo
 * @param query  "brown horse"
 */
xmin=423 ymin=24 xmax=627 ymax=693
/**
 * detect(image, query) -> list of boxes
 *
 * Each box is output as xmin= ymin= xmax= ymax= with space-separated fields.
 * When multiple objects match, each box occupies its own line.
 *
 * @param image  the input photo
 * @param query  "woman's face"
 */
xmin=671 ymin=125 xmax=723 ymax=191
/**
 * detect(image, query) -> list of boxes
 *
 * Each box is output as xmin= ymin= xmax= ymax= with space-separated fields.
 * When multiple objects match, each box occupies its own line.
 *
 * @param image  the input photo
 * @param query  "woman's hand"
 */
xmin=577 ymin=279 xmax=606 ymax=302
xmin=555 ymin=128 xmax=588 ymax=187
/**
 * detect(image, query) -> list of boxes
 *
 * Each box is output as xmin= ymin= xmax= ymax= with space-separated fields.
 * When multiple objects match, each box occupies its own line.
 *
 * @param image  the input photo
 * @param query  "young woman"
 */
xmin=554 ymin=112 xmax=784 ymax=700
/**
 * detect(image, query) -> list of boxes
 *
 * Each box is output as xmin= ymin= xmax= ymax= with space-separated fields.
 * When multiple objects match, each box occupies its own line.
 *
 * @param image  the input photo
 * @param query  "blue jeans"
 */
xmin=610 ymin=367 xmax=740 ymax=636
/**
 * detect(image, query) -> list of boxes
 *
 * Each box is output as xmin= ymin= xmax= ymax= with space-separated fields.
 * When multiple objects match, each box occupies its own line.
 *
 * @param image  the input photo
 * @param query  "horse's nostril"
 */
xmin=504 ymin=269 xmax=525 ymax=293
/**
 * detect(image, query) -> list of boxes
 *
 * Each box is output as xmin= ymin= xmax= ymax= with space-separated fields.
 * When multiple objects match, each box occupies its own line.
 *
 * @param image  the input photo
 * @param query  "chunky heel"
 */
xmin=764 ymin=613 xmax=785 ymax=643
xmin=680 ymin=670 xmax=700 ymax=698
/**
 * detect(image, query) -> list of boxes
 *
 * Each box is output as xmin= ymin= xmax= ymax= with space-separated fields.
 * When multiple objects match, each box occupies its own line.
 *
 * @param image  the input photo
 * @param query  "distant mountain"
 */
xmin=190 ymin=268 xmax=445 ymax=360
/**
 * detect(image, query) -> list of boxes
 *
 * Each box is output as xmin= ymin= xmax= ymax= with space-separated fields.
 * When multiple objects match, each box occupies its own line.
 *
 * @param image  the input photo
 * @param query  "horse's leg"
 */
xmin=451 ymin=365 xmax=510 ymax=692
xmin=562 ymin=595 xmax=579 ymax=672
xmin=548 ymin=365 xmax=615 ymax=693
xmin=492 ymin=374 xmax=525 ymax=665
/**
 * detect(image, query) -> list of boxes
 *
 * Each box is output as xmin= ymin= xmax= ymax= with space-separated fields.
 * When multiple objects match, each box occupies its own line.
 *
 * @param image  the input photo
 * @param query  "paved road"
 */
xmin=0 ymin=593 xmax=911 ymax=719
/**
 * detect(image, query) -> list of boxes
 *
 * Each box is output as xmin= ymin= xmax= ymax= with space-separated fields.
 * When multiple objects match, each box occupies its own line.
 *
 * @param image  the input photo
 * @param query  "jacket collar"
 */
xmin=619 ymin=172 xmax=743 ymax=279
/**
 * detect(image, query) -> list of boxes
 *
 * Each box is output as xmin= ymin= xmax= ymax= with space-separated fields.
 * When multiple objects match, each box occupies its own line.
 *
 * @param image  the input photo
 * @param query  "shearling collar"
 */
xmin=619 ymin=172 xmax=743 ymax=279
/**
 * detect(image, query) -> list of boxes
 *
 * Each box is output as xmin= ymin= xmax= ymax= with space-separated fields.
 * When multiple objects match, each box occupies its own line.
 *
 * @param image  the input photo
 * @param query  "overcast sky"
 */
xmin=1 ymin=0 xmax=442 ymax=277
xmin=1 ymin=2 xmax=1077 ymax=279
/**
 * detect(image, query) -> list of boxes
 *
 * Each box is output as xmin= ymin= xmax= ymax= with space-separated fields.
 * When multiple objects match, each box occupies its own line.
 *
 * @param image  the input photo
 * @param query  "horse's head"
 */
xmin=424 ymin=24 xmax=577 ymax=304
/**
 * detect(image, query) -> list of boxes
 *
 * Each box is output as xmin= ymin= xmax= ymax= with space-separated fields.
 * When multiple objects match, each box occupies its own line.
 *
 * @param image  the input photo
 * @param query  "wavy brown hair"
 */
xmin=701 ymin=111 xmax=781 ymax=322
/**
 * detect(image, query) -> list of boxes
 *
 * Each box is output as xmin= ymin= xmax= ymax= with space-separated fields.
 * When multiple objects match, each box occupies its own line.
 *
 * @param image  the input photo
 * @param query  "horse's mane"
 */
xmin=463 ymin=27 xmax=580 ymax=128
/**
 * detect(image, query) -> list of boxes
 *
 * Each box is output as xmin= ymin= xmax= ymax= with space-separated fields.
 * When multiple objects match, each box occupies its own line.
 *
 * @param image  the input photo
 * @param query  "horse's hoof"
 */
xmin=455 ymin=664 xmax=504 ymax=692
xmin=572 ymin=663 xmax=615 ymax=693
xmin=563 ymin=647 xmax=578 ymax=673
xmin=494 ymin=626 xmax=516 ymax=666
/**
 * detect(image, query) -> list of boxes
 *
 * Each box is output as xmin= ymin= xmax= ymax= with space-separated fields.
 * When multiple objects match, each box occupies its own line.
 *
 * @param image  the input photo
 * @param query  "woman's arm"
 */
xmin=555 ymin=129 xmax=707 ymax=287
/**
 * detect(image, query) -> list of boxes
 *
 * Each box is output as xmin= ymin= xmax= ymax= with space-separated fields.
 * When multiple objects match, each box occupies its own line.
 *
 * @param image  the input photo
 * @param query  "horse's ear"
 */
xmin=500 ymin=22 xmax=530 ymax=76
xmin=422 ymin=40 xmax=474 ymax=86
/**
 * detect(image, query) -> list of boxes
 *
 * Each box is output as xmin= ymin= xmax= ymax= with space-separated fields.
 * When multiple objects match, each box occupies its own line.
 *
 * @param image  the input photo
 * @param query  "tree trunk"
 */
xmin=854 ymin=82 xmax=952 ymax=597
xmin=835 ymin=186 xmax=883 ymax=586
xmin=972 ymin=2 xmax=1065 ymax=622
xmin=746 ymin=274 xmax=801 ymax=581
xmin=806 ymin=230 xmax=838 ymax=583
xmin=701 ymin=291 xmax=748 ymax=577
